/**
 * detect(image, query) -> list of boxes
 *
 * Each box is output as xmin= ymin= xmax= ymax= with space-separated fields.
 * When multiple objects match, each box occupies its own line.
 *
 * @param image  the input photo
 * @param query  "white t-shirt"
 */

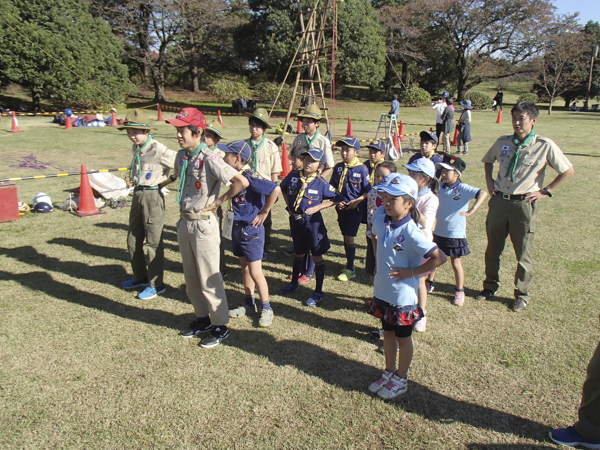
xmin=415 ymin=188 xmax=439 ymax=241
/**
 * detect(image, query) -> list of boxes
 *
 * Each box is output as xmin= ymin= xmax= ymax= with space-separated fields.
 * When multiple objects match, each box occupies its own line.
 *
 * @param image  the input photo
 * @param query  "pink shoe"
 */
xmin=453 ymin=290 xmax=465 ymax=306
xmin=298 ymin=274 xmax=312 ymax=284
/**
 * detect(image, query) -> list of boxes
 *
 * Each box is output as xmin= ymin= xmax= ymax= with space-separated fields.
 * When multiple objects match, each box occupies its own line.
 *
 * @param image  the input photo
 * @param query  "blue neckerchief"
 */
xmin=418 ymin=187 xmax=431 ymax=196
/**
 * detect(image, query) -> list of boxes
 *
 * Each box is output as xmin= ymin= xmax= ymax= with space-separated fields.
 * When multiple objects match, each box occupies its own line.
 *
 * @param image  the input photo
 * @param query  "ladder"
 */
xmin=374 ymin=113 xmax=401 ymax=159
xmin=270 ymin=0 xmax=337 ymax=139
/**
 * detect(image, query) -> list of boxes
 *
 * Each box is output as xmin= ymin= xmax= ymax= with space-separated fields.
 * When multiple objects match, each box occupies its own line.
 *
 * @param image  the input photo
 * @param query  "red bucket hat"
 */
xmin=166 ymin=107 xmax=207 ymax=130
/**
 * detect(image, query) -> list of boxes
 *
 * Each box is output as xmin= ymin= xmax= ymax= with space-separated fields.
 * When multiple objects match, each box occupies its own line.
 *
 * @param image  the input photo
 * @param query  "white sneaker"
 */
xmin=413 ymin=315 xmax=427 ymax=332
xmin=368 ymin=370 xmax=394 ymax=394
xmin=377 ymin=374 xmax=408 ymax=399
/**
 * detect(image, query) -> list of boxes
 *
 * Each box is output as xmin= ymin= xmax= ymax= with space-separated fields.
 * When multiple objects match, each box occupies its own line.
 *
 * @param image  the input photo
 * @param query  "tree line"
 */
xmin=0 ymin=0 xmax=599 ymax=110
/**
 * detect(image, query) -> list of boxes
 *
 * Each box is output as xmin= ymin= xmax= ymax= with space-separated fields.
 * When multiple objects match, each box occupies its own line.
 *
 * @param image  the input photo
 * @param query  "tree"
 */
xmin=561 ymin=21 xmax=600 ymax=106
xmin=0 ymin=0 xmax=133 ymax=110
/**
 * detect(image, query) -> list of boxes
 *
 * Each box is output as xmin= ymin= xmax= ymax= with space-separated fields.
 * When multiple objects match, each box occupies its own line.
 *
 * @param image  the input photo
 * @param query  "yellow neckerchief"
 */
xmin=293 ymin=169 xmax=318 ymax=212
xmin=339 ymin=157 xmax=361 ymax=192
xmin=368 ymin=158 xmax=384 ymax=185
xmin=228 ymin=164 xmax=252 ymax=211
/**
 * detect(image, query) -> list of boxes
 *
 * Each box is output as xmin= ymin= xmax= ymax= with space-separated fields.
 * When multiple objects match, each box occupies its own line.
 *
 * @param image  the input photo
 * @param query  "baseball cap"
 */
xmin=223 ymin=140 xmax=251 ymax=162
xmin=366 ymin=139 xmax=386 ymax=153
xmin=374 ymin=173 xmax=418 ymax=200
xmin=419 ymin=131 xmax=438 ymax=143
xmin=403 ymin=158 xmax=436 ymax=179
xmin=165 ymin=107 xmax=207 ymax=130
xmin=335 ymin=137 xmax=360 ymax=151
xmin=300 ymin=147 xmax=325 ymax=164
xmin=442 ymin=91 xmax=450 ymax=98
xmin=435 ymin=153 xmax=467 ymax=176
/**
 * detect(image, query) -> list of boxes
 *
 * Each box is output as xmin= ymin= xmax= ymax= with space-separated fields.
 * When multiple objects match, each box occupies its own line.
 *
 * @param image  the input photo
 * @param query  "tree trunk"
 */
xmin=456 ymin=55 xmax=468 ymax=101
xmin=401 ymin=60 xmax=408 ymax=89
xmin=190 ymin=36 xmax=200 ymax=93
xmin=152 ymin=67 xmax=166 ymax=103
xmin=383 ymin=58 xmax=394 ymax=92
xmin=31 ymin=86 xmax=42 ymax=113
xmin=548 ymin=96 xmax=553 ymax=114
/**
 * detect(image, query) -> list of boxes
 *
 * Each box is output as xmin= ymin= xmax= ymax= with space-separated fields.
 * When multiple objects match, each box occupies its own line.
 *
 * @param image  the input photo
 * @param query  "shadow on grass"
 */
xmin=465 ymin=445 xmax=555 ymax=449
xmin=94 ymin=222 xmax=179 ymax=244
xmin=226 ymin=329 xmax=551 ymax=442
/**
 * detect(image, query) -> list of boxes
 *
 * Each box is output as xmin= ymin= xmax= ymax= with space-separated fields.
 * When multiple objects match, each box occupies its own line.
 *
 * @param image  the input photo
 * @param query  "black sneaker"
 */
xmin=476 ymin=289 xmax=496 ymax=301
xmin=179 ymin=317 xmax=213 ymax=338
xmin=200 ymin=326 xmax=229 ymax=348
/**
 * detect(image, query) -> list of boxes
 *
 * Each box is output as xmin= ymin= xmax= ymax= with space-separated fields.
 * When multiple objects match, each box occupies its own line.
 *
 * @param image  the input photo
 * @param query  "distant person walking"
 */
xmin=389 ymin=94 xmax=400 ymax=117
xmin=456 ymin=100 xmax=473 ymax=155
xmin=492 ymin=89 xmax=503 ymax=112
xmin=440 ymin=97 xmax=454 ymax=154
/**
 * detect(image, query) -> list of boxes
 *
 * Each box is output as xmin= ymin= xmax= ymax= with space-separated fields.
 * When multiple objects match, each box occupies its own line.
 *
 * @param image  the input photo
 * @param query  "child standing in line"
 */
xmin=278 ymin=148 xmax=337 ymax=307
xmin=365 ymin=161 xmax=397 ymax=283
xmin=456 ymin=100 xmax=472 ymax=156
xmin=428 ymin=154 xmax=487 ymax=306
xmin=364 ymin=140 xmax=387 ymax=186
xmin=221 ymin=141 xmax=281 ymax=327
xmin=402 ymin=158 xmax=440 ymax=332
xmin=408 ymin=131 xmax=443 ymax=171
xmin=368 ymin=174 xmax=447 ymax=400
xmin=329 ymin=137 xmax=371 ymax=281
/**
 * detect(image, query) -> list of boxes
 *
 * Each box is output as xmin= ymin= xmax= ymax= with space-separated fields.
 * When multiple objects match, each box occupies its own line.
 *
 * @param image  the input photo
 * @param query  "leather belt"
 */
xmin=293 ymin=213 xmax=306 ymax=221
xmin=501 ymin=192 xmax=527 ymax=201
xmin=181 ymin=211 xmax=212 ymax=220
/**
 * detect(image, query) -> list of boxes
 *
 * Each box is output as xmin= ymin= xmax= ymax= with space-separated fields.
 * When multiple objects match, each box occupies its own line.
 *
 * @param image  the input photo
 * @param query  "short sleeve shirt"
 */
xmin=371 ymin=214 xmax=437 ymax=306
xmin=290 ymin=132 xmax=334 ymax=169
xmin=416 ymin=188 xmax=439 ymax=241
xmin=280 ymin=170 xmax=337 ymax=213
xmin=232 ymin=169 xmax=278 ymax=222
xmin=244 ymin=137 xmax=282 ymax=179
xmin=435 ymin=181 xmax=480 ymax=239
xmin=482 ymin=135 xmax=573 ymax=195
xmin=131 ymin=138 xmax=177 ymax=187
xmin=366 ymin=189 xmax=383 ymax=237
xmin=329 ymin=162 xmax=371 ymax=203
xmin=174 ymin=147 xmax=235 ymax=213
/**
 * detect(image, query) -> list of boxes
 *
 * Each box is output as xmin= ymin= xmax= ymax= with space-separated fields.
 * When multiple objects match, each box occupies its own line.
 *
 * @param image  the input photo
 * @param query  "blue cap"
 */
xmin=419 ymin=131 xmax=438 ymax=143
xmin=403 ymin=158 xmax=436 ymax=179
xmin=374 ymin=173 xmax=418 ymax=200
xmin=442 ymin=91 xmax=450 ymax=98
xmin=65 ymin=109 xmax=73 ymax=116
xmin=366 ymin=139 xmax=386 ymax=153
xmin=224 ymin=140 xmax=251 ymax=162
xmin=335 ymin=137 xmax=360 ymax=151
xmin=300 ymin=147 xmax=325 ymax=164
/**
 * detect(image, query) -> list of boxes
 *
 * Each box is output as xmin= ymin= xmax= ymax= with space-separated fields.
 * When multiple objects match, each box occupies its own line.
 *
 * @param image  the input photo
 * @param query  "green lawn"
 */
xmin=1 ymin=98 xmax=599 ymax=448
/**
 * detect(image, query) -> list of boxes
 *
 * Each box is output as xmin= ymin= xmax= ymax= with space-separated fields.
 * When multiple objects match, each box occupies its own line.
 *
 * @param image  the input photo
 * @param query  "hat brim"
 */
xmin=300 ymin=151 xmax=323 ymax=163
xmin=206 ymin=126 xmax=223 ymax=138
xmin=419 ymin=131 xmax=437 ymax=142
xmin=296 ymin=113 xmax=327 ymax=123
xmin=373 ymin=185 xmax=415 ymax=200
xmin=460 ymin=102 xmax=473 ymax=109
xmin=244 ymin=112 xmax=272 ymax=129
xmin=165 ymin=118 xmax=198 ymax=128
xmin=117 ymin=123 xmax=152 ymax=131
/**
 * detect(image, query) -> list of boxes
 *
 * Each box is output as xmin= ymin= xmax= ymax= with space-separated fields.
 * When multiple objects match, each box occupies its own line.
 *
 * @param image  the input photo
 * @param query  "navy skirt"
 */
xmin=433 ymin=234 xmax=471 ymax=258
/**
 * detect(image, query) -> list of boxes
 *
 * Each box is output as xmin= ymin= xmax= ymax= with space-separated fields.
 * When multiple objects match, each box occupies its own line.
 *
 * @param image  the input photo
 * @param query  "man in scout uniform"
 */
xmin=289 ymin=105 xmax=335 ymax=179
xmin=119 ymin=109 xmax=177 ymax=300
xmin=477 ymin=101 xmax=574 ymax=311
xmin=244 ymin=108 xmax=282 ymax=260
xmin=166 ymin=107 xmax=249 ymax=348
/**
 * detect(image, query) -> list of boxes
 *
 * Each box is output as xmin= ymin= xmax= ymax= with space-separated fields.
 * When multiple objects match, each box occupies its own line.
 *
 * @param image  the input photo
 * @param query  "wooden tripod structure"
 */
xmin=270 ymin=0 xmax=337 ymax=138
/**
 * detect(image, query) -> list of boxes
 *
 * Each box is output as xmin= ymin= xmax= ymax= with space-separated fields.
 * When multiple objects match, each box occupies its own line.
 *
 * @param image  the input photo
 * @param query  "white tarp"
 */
xmin=88 ymin=172 xmax=129 ymax=199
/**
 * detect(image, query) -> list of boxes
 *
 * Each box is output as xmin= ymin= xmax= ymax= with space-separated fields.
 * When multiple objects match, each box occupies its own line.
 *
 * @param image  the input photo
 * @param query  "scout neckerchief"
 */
xmin=369 ymin=159 xmax=384 ymax=185
xmin=305 ymin=129 xmax=320 ymax=147
xmin=418 ymin=187 xmax=431 ymax=197
xmin=129 ymin=135 xmax=153 ymax=187
xmin=505 ymin=127 xmax=536 ymax=182
xmin=293 ymin=169 xmax=318 ymax=212
xmin=250 ymin=135 xmax=266 ymax=171
xmin=339 ymin=157 xmax=362 ymax=192
xmin=228 ymin=164 xmax=252 ymax=211
xmin=175 ymin=142 xmax=207 ymax=205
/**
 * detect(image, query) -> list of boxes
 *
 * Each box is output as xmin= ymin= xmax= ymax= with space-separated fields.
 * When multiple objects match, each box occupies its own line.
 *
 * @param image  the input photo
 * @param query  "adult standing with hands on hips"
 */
xmin=166 ymin=108 xmax=249 ymax=348
xmin=477 ymin=101 xmax=574 ymax=311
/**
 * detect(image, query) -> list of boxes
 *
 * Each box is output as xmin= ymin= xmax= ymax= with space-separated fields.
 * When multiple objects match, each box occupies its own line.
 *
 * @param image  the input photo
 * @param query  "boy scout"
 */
xmin=119 ymin=109 xmax=177 ymax=300
xmin=166 ymin=107 xmax=249 ymax=348
xmin=244 ymin=108 xmax=282 ymax=259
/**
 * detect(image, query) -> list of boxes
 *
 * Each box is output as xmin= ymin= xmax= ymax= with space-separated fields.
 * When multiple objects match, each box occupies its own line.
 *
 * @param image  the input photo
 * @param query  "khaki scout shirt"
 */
xmin=244 ymin=137 xmax=283 ymax=179
xmin=482 ymin=134 xmax=573 ymax=195
xmin=290 ymin=132 xmax=334 ymax=169
xmin=174 ymin=147 xmax=236 ymax=213
xmin=131 ymin=138 xmax=177 ymax=187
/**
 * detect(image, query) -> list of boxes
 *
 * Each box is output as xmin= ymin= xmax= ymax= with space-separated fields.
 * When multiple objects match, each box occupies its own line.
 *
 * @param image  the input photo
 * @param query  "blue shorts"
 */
xmin=231 ymin=222 xmax=264 ymax=263
xmin=289 ymin=213 xmax=330 ymax=256
xmin=337 ymin=207 xmax=362 ymax=237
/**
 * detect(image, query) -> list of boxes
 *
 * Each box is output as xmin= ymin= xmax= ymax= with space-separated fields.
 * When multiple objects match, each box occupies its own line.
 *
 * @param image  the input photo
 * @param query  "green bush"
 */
xmin=208 ymin=79 xmax=252 ymax=103
xmin=401 ymin=87 xmax=431 ymax=107
xmin=464 ymin=91 xmax=493 ymax=110
xmin=253 ymin=82 xmax=293 ymax=108
xmin=516 ymin=93 xmax=539 ymax=103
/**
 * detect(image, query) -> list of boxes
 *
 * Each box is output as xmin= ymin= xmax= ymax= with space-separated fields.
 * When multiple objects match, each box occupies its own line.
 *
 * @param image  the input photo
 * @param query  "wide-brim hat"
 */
xmin=296 ymin=104 xmax=326 ymax=123
xmin=435 ymin=153 xmax=467 ymax=175
xmin=460 ymin=100 xmax=473 ymax=110
xmin=117 ymin=109 xmax=151 ymax=130
xmin=205 ymin=120 xmax=224 ymax=138
xmin=244 ymin=108 xmax=272 ymax=129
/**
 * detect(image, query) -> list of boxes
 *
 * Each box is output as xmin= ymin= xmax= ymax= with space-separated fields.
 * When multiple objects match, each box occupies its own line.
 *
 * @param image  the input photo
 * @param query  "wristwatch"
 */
xmin=542 ymin=187 xmax=552 ymax=198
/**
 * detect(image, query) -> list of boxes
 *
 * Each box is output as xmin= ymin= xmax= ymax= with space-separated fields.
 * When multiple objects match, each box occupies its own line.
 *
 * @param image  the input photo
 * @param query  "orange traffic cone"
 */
xmin=279 ymin=143 xmax=291 ymax=179
xmin=297 ymin=118 xmax=303 ymax=134
xmin=398 ymin=120 xmax=406 ymax=141
xmin=110 ymin=110 xmax=118 ymax=126
xmin=346 ymin=117 xmax=353 ymax=137
xmin=217 ymin=110 xmax=223 ymax=126
xmin=393 ymin=130 xmax=400 ymax=154
xmin=10 ymin=111 xmax=21 ymax=133
xmin=451 ymin=127 xmax=459 ymax=146
xmin=65 ymin=115 xmax=73 ymax=129
xmin=157 ymin=104 xmax=163 ymax=121
xmin=71 ymin=165 xmax=105 ymax=217
xmin=496 ymin=110 xmax=502 ymax=124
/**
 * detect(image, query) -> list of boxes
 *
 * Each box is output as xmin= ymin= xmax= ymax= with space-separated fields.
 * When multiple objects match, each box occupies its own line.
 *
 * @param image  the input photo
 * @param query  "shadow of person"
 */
xmin=94 ymin=222 xmax=179 ymax=243
xmin=465 ymin=444 xmax=555 ymax=449
xmin=225 ymin=329 xmax=550 ymax=442
xmin=48 ymin=237 xmax=129 ymax=261
xmin=432 ymin=282 xmax=514 ymax=309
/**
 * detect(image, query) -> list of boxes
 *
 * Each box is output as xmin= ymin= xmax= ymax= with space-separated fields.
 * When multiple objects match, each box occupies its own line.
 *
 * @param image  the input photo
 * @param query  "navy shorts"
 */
xmin=337 ymin=207 xmax=362 ymax=237
xmin=231 ymin=222 xmax=264 ymax=263
xmin=365 ymin=235 xmax=376 ymax=276
xmin=289 ymin=213 xmax=330 ymax=256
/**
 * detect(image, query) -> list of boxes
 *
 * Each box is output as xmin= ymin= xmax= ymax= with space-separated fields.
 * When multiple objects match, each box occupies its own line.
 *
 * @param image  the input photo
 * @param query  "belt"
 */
xmin=134 ymin=186 xmax=158 ymax=191
xmin=233 ymin=220 xmax=250 ymax=227
xmin=292 ymin=213 xmax=306 ymax=221
xmin=500 ymin=192 xmax=527 ymax=201
xmin=181 ymin=211 xmax=212 ymax=220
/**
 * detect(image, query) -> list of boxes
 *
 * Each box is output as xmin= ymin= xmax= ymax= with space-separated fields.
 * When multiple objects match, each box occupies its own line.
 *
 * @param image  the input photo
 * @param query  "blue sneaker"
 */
xmin=549 ymin=427 xmax=600 ymax=449
xmin=137 ymin=286 xmax=166 ymax=300
xmin=278 ymin=283 xmax=299 ymax=295
xmin=121 ymin=278 xmax=148 ymax=289
xmin=305 ymin=292 xmax=324 ymax=307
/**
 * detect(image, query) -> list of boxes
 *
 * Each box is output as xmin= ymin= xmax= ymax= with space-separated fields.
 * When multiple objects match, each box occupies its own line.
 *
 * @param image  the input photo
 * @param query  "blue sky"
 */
xmin=552 ymin=0 xmax=599 ymax=25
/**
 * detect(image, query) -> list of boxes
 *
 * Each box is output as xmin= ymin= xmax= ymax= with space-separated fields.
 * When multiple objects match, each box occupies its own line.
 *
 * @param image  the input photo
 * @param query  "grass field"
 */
xmin=1 ymin=93 xmax=599 ymax=449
